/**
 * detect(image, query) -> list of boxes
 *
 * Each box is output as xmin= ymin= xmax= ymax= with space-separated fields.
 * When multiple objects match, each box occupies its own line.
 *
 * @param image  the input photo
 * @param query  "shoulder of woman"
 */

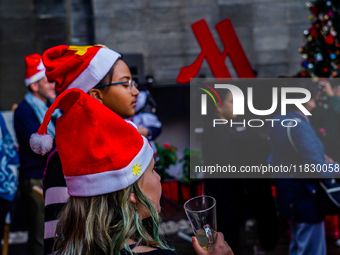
xmin=125 ymin=246 xmax=177 ymax=255
xmin=132 ymin=245 xmax=158 ymax=253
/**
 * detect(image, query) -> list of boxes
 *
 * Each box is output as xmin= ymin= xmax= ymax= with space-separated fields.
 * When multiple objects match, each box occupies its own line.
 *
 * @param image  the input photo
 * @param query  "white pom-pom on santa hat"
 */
xmin=30 ymin=133 xmax=53 ymax=155
xmin=29 ymin=89 xmax=81 ymax=156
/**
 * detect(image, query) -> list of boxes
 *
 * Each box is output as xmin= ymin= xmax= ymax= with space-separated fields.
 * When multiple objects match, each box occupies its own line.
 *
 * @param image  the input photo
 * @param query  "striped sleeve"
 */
xmin=43 ymin=152 xmax=69 ymax=255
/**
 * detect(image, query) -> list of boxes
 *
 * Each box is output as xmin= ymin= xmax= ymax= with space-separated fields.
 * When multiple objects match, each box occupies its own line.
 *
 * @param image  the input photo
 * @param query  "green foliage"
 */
xmin=155 ymin=143 xmax=178 ymax=181
xmin=180 ymin=148 xmax=202 ymax=184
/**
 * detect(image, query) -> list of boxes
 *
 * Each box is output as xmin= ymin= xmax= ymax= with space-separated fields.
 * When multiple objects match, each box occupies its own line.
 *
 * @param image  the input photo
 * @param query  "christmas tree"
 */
xmin=299 ymin=0 xmax=340 ymax=79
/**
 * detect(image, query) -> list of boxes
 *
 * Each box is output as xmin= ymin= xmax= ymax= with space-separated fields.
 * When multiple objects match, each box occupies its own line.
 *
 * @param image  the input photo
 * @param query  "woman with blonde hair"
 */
xmin=31 ymin=88 xmax=233 ymax=255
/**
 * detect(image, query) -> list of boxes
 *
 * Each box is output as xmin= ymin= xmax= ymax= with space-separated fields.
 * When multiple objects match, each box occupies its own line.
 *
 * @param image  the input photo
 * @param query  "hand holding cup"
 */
xmin=192 ymin=232 xmax=234 ymax=255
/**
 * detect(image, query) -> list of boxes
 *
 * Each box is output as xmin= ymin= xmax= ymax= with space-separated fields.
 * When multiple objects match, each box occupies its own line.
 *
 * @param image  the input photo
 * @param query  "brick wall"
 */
xmin=0 ymin=0 xmax=67 ymax=110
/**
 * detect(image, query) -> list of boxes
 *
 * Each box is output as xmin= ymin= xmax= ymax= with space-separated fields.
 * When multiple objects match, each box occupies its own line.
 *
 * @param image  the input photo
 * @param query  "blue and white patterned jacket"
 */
xmin=0 ymin=112 xmax=19 ymax=201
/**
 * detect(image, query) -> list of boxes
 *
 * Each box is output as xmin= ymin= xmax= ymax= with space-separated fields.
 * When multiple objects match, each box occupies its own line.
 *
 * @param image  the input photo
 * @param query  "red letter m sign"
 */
xmin=177 ymin=19 xmax=255 ymax=83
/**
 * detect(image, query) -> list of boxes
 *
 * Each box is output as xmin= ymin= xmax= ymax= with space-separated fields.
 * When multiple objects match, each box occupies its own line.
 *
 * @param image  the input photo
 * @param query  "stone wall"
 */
xmin=0 ymin=0 xmax=310 ymax=109
xmin=0 ymin=0 xmax=95 ymax=110
xmin=93 ymin=0 xmax=310 ymax=83
xmin=0 ymin=0 xmax=67 ymax=110
xmin=0 ymin=0 xmax=35 ymax=110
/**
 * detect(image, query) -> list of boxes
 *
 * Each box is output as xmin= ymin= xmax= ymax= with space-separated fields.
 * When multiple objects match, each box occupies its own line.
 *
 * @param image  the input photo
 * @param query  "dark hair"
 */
xmin=27 ymin=85 xmax=33 ymax=93
xmin=218 ymin=88 xmax=231 ymax=103
xmin=205 ymin=88 xmax=231 ymax=116
xmin=93 ymin=58 xmax=121 ymax=92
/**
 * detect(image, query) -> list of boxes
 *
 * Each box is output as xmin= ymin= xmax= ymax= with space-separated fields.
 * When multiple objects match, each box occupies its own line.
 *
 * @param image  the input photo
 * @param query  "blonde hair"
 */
xmin=53 ymin=182 xmax=170 ymax=255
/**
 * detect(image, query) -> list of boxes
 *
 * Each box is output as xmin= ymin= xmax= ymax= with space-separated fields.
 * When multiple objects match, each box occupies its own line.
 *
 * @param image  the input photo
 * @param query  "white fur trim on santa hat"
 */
xmin=25 ymin=70 xmax=46 ymax=86
xmin=67 ymin=48 xmax=121 ymax=93
xmin=65 ymin=136 xmax=154 ymax=197
xmin=29 ymin=133 xmax=53 ymax=155
xmin=125 ymin=120 xmax=138 ymax=130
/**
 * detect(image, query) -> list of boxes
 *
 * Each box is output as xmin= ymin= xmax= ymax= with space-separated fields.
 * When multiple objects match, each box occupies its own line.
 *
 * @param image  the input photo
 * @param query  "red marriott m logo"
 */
xmin=177 ymin=19 xmax=255 ymax=83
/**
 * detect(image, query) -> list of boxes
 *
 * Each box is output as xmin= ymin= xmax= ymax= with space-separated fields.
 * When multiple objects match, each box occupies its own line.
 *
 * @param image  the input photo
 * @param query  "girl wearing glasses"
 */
xmin=41 ymin=45 xmax=139 ymax=255
xmin=40 ymin=45 xmax=232 ymax=255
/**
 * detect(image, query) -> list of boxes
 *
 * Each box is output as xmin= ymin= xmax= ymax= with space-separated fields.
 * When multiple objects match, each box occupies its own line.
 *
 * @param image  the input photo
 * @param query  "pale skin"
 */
xmin=127 ymin=159 xmax=234 ymax=255
xmin=319 ymin=79 xmax=340 ymax=97
xmin=29 ymin=76 xmax=56 ymax=104
xmin=137 ymin=126 xmax=149 ymax=137
xmin=192 ymin=232 xmax=234 ymax=255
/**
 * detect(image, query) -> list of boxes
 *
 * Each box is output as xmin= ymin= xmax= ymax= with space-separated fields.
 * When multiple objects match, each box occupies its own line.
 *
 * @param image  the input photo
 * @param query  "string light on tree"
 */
xmin=299 ymin=0 xmax=340 ymax=78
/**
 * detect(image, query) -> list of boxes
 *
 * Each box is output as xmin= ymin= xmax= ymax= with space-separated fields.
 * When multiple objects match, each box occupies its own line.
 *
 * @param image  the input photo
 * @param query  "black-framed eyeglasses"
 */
xmin=94 ymin=79 xmax=138 ymax=92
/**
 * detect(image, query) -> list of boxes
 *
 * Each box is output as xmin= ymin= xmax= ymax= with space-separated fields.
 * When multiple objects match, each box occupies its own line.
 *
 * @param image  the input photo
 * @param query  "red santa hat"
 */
xmin=29 ymin=88 xmax=153 ymax=196
xmin=25 ymin=53 xmax=46 ymax=86
xmin=42 ymin=45 xmax=121 ymax=94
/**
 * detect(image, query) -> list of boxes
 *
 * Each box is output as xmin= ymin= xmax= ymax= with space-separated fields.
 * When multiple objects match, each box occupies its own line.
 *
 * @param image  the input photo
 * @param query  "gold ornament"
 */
xmin=308 ymin=15 xmax=314 ymax=20
xmin=68 ymin=46 xmax=92 ymax=56
xmin=308 ymin=35 xmax=313 ymax=41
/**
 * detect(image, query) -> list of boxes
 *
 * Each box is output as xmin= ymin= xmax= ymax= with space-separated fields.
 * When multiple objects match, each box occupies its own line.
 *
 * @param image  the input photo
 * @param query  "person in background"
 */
xmin=31 ymin=88 xmax=233 ymax=255
xmin=0 ymin=112 xmax=19 ymax=252
xmin=311 ymin=79 xmax=340 ymax=248
xmin=14 ymin=53 xmax=57 ymax=255
xmin=270 ymin=83 xmax=328 ymax=255
xmin=132 ymin=82 xmax=162 ymax=153
xmin=311 ymin=79 xmax=340 ymax=162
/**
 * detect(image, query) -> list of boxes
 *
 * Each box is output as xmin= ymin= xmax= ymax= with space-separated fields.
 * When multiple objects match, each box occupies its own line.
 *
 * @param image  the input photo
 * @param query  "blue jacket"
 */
xmin=14 ymin=100 xmax=54 ymax=180
xmin=0 ymin=112 xmax=19 ymax=201
xmin=270 ymin=111 xmax=325 ymax=223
